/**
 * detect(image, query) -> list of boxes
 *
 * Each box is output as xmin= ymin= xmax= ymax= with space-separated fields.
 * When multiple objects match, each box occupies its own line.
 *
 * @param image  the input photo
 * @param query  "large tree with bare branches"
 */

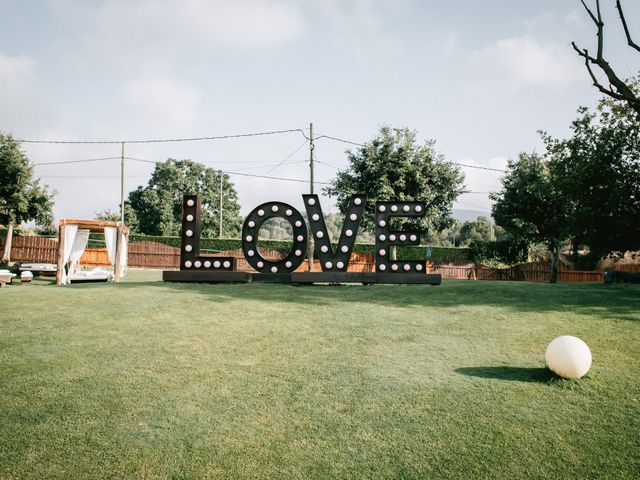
xmin=572 ymin=0 xmax=640 ymax=118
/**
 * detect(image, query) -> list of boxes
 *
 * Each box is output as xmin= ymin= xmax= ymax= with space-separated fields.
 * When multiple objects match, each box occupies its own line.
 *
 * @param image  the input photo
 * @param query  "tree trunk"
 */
xmin=550 ymin=242 xmax=560 ymax=284
xmin=390 ymin=245 xmax=397 ymax=261
xmin=2 ymin=223 xmax=13 ymax=264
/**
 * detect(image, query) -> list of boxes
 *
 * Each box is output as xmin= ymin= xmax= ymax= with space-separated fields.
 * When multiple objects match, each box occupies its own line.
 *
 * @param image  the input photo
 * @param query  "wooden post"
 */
xmin=307 ymin=122 xmax=315 ymax=272
xmin=120 ymin=142 xmax=125 ymax=225
xmin=113 ymin=225 xmax=122 ymax=283
xmin=55 ymin=222 xmax=65 ymax=285
xmin=124 ymin=229 xmax=129 ymax=277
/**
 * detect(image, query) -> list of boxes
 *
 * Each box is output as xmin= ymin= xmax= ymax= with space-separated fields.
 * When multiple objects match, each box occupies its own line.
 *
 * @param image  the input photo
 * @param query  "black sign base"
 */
xmin=163 ymin=270 xmax=441 ymax=285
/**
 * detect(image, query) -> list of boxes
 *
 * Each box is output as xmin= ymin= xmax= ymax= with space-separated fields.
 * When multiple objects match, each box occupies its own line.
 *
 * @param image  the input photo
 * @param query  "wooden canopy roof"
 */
xmin=59 ymin=219 xmax=129 ymax=234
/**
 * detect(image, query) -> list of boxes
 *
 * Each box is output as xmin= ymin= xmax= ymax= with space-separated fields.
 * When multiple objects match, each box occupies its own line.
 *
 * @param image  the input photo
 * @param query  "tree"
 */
xmin=0 ymin=133 xmax=55 ymax=263
xmin=94 ymin=209 xmax=120 ymax=222
xmin=126 ymin=159 xmax=243 ymax=237
xmin=541 ymin=86 xmax=640 ymax=264
xmin=491 ymin=153 xmax=571 ymax=283
xmin=324 ymin=126 xmax=465 ymax=256
xmin=572 ymin=0 xmax=640 ymax=119
xmin=459 ymin=217 xmax=494 ymax=246
xmin=430 ymin=218 xmax=464 ymax=247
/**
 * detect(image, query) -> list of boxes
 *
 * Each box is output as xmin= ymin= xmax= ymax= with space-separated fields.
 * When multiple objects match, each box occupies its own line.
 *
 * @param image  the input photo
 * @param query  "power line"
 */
xmin=228 ymin=160 xmax=307 ymax=173
xmin=34 ymin=156 xmax=121 ymax=165
xmin=316 ymin=159 xmax=343 ymax=169
xmin=315 ymin=135 xmax=364 ymax=147
xmin=315 ymin=134 xmax=506 ymax=173
xmin=225 ymin=171 xmax=331 ymax=185
xmin=39 ymin=162 xmax=326 ymax=184
xmin=19 ymin=128 xmax=307 ymax=144
xmin=40 ymin=175 xmax=150 ymax=179
xmin=264 ymin=139 xmax=309 ymax=175
xmin=454 ymin=163 xmax=505 ymax=173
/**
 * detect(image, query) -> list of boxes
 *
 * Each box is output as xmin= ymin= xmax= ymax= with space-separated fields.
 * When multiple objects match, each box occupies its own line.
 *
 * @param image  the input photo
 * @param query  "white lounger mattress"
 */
xmin=69 ymin=268 xmax=114 ymax=282
xmin=20 ymin=263 xmax=57 ymax=272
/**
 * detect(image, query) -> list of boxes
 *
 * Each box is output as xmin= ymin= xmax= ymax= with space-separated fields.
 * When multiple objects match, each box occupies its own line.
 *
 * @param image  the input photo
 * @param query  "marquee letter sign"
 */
xmin=163 ymin=194 xmax=441 ymax=285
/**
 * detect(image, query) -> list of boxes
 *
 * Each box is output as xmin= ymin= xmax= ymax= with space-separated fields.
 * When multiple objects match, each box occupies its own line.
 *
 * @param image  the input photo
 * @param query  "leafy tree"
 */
xmin=257 ymin=212 xmax=376 ymax=243
xmin=126 ymin=159 xmax=243 ymax=237
xmin=94 ymin=209 xmax=120 ymax=222
xmin=541 ymin=87 xmax=640 ymax=264
xmin=493 ymin=224 xmax=507 ymax=242
xmin=430 ymin=219 xmax=463 ymax=247
xmin=0 ymin=133 xmax=55 ymax=262
xmin=491 ymin=153 xmax=571 ymax=283
xmin=324 ymin=126 xmax=465 ymax=256
xmin=459 ymin=217 xmax=494 ymax=245
xmin=258 ymin=217 xmax=292 ymax=241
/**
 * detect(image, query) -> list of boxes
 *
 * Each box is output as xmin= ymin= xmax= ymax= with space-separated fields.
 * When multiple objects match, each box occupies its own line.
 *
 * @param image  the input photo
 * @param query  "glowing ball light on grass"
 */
xmin=545 ymin=336 xmax=592 ymax=379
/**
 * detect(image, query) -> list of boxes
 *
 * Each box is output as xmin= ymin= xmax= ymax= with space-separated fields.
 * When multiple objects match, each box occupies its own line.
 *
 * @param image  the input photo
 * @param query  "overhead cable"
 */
xmin=19 ymin=128 xmax=307 ymax=144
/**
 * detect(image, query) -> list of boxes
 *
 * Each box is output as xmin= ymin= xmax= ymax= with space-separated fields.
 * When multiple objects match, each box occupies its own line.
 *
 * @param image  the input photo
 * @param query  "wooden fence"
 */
xmin=2 ymin=236 xmax=639 ymax=281
xmin=2 ymin=236 xmax=58 ymax=263
xmin=431 ymin=261 xmax=640 ymax=282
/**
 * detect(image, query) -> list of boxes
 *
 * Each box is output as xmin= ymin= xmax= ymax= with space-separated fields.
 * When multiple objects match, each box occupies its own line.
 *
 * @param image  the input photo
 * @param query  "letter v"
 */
xmin=302 ymin=194 xmax=366 ymax=272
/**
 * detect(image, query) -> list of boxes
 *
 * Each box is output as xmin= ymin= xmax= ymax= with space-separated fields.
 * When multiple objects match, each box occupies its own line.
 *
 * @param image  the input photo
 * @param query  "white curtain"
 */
xmin=69 ymin=229 xmax=90 ymax=265
xmin=104 ymin=227 xmax=118 ymax=267
xmin=61 ymin=224 xmax=78 ymax=284
xmin=119 ymin=231 xmax=127 ymax=277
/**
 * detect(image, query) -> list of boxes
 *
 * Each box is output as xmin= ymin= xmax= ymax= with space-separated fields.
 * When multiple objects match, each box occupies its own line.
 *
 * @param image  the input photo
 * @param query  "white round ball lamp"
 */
xmin=545 ymin=336 xmax=592 ymax=379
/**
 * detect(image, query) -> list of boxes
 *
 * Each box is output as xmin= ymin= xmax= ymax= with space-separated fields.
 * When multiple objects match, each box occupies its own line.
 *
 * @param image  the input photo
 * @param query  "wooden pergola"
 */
xmin=56 ymin=219 xmax=129 ymax=285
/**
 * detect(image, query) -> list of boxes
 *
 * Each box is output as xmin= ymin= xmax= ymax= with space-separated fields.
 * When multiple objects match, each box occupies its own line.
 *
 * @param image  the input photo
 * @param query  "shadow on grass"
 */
xmin=66 ymin=272 xmax=640 ymax=321
xmin=455 ymin=366 xmax=555 ymax=383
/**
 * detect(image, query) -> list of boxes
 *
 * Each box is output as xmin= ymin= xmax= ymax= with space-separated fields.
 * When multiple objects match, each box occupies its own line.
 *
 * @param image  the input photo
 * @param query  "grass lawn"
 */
xmin=1 ymin=271 xmax=639 ymax=479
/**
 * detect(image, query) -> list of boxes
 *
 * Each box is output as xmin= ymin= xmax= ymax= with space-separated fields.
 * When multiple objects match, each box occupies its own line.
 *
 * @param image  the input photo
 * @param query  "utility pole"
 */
xmin=219 ymin=170 xmax=223 ymax=238
xmin=120 ymin=142 xmax=125 ymax=225
xmin=307 ymin=122 xmax=315 ymax=271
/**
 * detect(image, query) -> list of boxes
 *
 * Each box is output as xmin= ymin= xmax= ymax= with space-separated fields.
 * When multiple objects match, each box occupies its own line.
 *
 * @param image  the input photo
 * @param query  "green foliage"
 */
xmin=494 ymin=81 xmax=640 ymax=271
xmin=324 ymin=126 xmax=465 ymax=237
xmin=94 ymin=209 xmax=120 ymax=222
xmin=459 ymin=217 xmax=494 ymax=245
xmin=0 ymin=133 xmax=56 ymax=228
xmin=491 ymin=152 xmax=569 ymax=248
xmin=469 ymin=239 xmax=529 ymax=267
xmin=257 ymin=213 xmax=376 ymax=244
xmin=126 ymin=159 xmax=243 ymax=237
xmin=541 ymin=82 xmax=640 ymax=263
xmin=128 ymin=233 xmax=472 ymax=263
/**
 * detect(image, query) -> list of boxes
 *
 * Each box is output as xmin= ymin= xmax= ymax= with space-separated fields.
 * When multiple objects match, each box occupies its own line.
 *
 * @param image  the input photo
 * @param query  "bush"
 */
xmin=126 ymin=234 xmax=473 ymax=262
xmin=469 ymin=239 xmax=529 ymax=267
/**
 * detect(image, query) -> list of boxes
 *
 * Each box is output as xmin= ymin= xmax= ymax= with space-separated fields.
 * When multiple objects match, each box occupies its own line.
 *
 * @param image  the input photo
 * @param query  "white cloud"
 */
xmin=442 ymin=30 xmax=457 ymax=56
xmin=475 ymin=36 xmax=583 ymax=88
xmin=124 ymin=77 xmax=202 ymax=134
xmin=0 ymin=53 xmax=54 ymax=135
xmin=53 ymin=0 xmax=305 ymax=55
xmin=308 ymin=0 xmax=403 ymax=58
xmin=0 ymin=53 xmax=34 ymax=87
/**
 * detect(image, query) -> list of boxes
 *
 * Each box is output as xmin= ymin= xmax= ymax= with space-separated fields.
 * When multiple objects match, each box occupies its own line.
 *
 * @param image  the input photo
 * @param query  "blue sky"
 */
xmin=1 ymin=0 xmax=638 ymax=220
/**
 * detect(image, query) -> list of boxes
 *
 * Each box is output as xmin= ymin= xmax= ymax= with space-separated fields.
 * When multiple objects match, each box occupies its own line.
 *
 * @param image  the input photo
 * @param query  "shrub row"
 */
xmin=127 ymin=234 xmax=473 ymax=263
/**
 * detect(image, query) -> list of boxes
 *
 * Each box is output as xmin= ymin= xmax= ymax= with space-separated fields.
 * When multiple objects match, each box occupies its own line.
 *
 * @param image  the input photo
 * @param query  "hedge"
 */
xmin=469 ymin=239 xmax=529 ymax=267
xmin=125 ymin=234 xmax=473 ymax=263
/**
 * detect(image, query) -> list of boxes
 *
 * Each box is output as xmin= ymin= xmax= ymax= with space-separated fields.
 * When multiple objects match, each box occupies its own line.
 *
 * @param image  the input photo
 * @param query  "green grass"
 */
xmin=1 ymin=272 xmax=639 ymax=479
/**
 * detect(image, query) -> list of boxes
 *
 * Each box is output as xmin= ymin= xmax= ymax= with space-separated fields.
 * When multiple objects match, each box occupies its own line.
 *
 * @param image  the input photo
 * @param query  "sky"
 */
xmin=1 ymin=0 xmax=638 ymax=222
